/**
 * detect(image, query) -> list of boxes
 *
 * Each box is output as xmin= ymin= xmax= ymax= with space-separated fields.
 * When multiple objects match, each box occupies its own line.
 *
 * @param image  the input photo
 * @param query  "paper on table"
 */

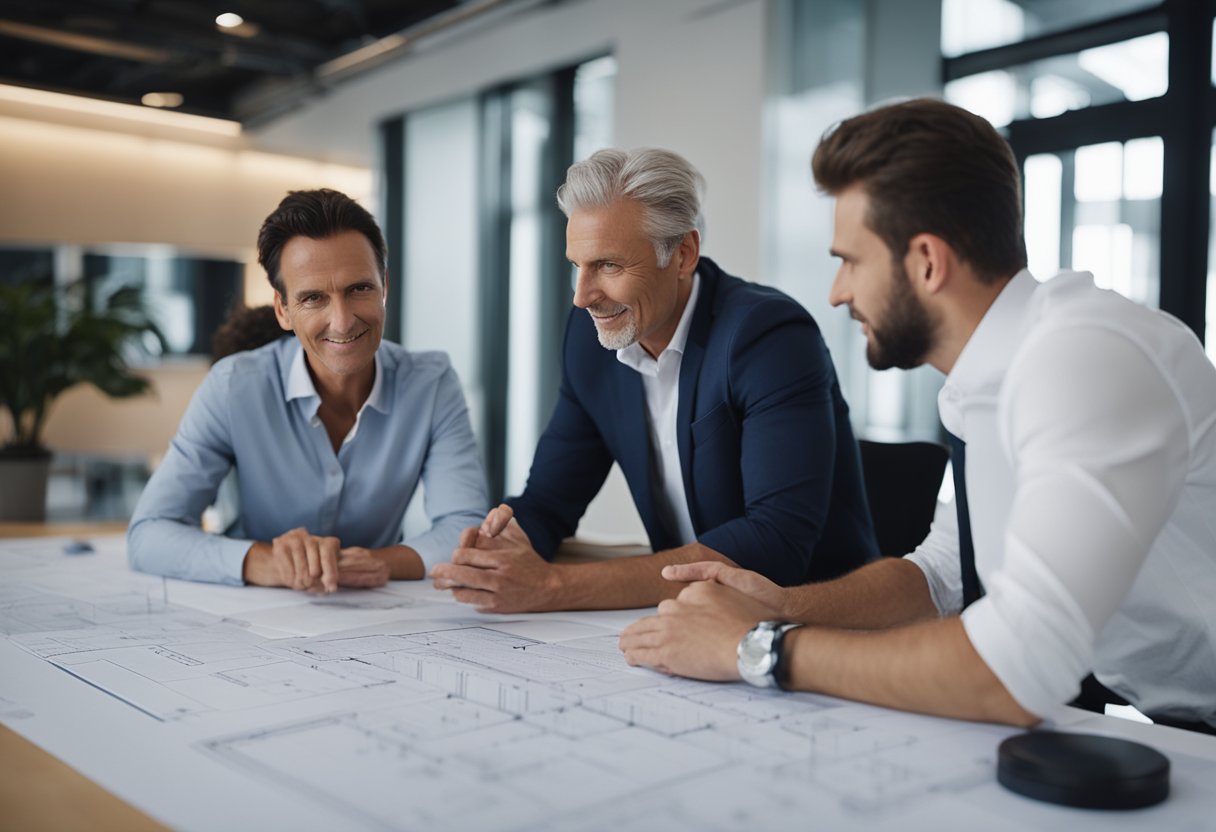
xmin=5 ymin=535 xmax=1216 ymax=832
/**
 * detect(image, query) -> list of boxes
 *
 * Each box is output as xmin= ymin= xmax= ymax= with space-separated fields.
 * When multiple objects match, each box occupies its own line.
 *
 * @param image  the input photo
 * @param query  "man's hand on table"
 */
xmin=618 ymin=562 xmax=791 ymax=680
xmin=244 ymin=528 xmax=397 ymax=592
xmin=661 ymin=561 xmax=794 ymax=617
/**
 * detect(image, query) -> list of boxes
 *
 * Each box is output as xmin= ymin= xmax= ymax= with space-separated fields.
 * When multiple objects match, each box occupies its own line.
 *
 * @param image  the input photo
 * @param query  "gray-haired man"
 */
xmin=431 ymin=148 xmax=878 ymax=613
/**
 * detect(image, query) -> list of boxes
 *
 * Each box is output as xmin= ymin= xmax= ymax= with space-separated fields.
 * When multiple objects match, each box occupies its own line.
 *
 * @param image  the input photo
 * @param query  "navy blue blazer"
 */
xmin=508 ymin=257 xmax=878 ymax=585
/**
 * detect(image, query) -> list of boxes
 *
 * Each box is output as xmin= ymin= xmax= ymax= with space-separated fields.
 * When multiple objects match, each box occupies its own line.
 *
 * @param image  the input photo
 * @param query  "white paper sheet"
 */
xmin=2 ymin=535 xmax=1215 ymax=832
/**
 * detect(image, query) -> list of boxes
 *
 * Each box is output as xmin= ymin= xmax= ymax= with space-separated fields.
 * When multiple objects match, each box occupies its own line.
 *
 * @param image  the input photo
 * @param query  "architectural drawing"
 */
xmin=2 ymin=537 xmax=1214 ymax=831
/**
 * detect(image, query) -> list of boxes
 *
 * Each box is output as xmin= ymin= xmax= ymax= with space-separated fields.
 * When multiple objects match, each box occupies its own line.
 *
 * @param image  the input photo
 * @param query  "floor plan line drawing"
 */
xmin=3 ymin=536 xmax=1216 ymax=832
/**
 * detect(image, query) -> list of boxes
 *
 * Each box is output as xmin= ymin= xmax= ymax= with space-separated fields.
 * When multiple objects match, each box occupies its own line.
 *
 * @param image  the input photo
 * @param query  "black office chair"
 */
xmin=858 ymin=439 xmax=949 ymax=557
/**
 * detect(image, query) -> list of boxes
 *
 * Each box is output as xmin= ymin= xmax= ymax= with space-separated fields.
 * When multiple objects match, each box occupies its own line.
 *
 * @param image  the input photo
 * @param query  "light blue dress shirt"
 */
xmin=128 ymin=337 xmax=488 ymax=585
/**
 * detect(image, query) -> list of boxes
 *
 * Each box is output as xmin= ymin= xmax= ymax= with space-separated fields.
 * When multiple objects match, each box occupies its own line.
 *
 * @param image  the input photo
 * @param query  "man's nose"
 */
xmin=828 ymin=267 xmax=850 ymax=308
xmin=572 ymin=269 xmax=599 ymax=309
xmin=330 ymin=295 xmax=357 ymax=330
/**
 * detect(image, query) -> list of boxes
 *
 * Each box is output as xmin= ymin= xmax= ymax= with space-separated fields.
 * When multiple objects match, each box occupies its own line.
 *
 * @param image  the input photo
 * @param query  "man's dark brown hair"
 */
xmin=256 ymin=188 xmax=387 ymax=297
xmin=812 ymin=98 xmax=1027 ymax=284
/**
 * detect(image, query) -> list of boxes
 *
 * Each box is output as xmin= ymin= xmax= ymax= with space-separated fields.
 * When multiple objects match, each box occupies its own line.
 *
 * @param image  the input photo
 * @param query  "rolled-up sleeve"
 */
xmin=905 ymin=499 xmax=964 ymax=615
xmin=961 ymin=326 xmax=1189 ymax=717
xmin=402 ymin=365 xmax=489 ymax=569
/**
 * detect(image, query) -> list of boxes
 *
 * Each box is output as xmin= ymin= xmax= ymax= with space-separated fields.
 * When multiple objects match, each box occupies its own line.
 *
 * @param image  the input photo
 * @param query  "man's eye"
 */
xmin=601 ymin=262 xmax=622 ymax=273
xmin=302 ymin=294 xmax=322 ymax=304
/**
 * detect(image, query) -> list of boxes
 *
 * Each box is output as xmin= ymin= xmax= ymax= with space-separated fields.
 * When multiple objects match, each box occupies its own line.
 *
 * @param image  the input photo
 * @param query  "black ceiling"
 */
xmin=0 ymin=0 xmax=465 ymax=122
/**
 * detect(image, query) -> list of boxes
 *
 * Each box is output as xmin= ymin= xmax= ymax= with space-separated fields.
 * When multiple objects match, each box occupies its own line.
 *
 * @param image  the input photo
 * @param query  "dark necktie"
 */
xmin=946 ymin=431 xmax=985 ymax=607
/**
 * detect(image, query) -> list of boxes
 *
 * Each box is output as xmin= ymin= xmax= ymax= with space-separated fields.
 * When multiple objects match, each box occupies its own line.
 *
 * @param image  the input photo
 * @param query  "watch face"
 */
xmin=738 ymin=625 xmax=777 ymax=683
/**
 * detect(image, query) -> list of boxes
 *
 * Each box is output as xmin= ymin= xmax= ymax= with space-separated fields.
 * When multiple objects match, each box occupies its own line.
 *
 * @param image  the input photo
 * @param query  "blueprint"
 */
xmin=2 ymin=535 xmax=1215 ymax=832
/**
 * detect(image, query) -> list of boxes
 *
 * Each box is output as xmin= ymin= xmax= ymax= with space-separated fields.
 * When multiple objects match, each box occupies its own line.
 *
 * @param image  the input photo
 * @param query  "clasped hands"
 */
xmin=432 ymin=504 xmax=795 ymax=681
xmin=244 ymin=527 xmax=392 ymax=593
xmin=429 ymin=504 xmax=562 ymax=613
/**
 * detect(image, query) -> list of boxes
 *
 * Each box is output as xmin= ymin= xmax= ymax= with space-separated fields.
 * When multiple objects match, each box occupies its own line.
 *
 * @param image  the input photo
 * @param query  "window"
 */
xmin=945 ymin=0 xmax=1213 ymax=351
xmin=83 ymin=250 xmax=244 ymax=356
xmin=1 ymin=244 xmax=243 ymax=358
xmin=382 ymin=56 xmax=616 ymax=501
xmin=0 ymin=246 xmax=54 ymax=287
xmin=1024 ymin=137 xmax=1162 ymax=307
xmin=944 ymin=33 xmax=1169 ymax=128
xmin=941 ymin=0 xmax=1160 ymax=57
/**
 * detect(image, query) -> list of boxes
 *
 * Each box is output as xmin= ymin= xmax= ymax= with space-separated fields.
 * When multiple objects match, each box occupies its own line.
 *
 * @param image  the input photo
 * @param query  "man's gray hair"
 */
xmin=556 ymin=147 xmax=705 ymax=267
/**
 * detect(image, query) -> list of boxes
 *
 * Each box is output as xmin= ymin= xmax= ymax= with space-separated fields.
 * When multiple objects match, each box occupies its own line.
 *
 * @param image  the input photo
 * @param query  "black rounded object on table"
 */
xmin=997 ymin=730 xmax=1170 ymax=809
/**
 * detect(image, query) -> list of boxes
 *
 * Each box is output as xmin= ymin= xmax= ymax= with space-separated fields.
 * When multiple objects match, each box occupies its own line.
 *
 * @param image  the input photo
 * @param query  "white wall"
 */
xmin=0 ymin=100 xmax=371 ymax=460
xmin=0 ymin=114 xmax=370 ymax=253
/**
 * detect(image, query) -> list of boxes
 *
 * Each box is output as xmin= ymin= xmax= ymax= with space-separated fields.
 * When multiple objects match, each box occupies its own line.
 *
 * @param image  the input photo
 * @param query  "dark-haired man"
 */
xmin=621 ymin=99 xmax=1216 ymax=733
xmin=130 ymin=189 xmax=487 ymax=591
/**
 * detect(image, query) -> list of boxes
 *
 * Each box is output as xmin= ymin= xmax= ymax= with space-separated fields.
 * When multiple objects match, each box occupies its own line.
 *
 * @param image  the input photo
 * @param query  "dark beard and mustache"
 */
xmin=860 ymin=261 xmax=934 ymax=371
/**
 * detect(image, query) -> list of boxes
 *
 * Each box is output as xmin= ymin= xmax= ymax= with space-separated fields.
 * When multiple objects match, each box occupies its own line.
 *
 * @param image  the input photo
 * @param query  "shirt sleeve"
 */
xmin=961 ymin=326 xmax=1190 ymax=717
xmin=401 ymin=365 xmax=490 ymax=570
xmin=127 ymin=367 xmax=254 ymax=585
xmin=905 ymin=498 xmax=964 ymax=615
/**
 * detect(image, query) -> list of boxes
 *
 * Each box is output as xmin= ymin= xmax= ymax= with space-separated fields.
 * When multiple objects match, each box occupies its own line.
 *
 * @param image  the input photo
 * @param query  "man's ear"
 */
xmin=675 ymin=229 xmax=701 ymax=278
xmin=381 ymin=270 xmax=390 ymax=306
xmin=273 ymin=287 xmax=293 ymax=331
xmin=904 ymin=233 xmax=953 ymax=296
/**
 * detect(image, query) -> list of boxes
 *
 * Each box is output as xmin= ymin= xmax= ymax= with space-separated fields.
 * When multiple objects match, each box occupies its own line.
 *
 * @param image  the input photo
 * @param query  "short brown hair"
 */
xmin=812 ymin=98 xmax=1027 ymax=283
xmin=256 ymin=189 xmax=387 ymax=296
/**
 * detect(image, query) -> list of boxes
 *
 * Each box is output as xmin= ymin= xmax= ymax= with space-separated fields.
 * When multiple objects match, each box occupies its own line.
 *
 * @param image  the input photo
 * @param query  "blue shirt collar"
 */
xmin=284 ymin=339 xmax=388 ymax=418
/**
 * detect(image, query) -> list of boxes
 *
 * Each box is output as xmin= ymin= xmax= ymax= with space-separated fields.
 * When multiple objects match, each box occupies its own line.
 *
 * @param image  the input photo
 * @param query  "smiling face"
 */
xmin=272 ymin=230 xmax=386 ymax=388
xmin=828 ymin=186 xmax=934 ymax=370
xmin=566 ymin=198 xmax=695 ymax=357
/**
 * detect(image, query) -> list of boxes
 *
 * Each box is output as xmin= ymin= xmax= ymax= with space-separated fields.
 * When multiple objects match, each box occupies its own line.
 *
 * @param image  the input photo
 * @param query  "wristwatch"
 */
xmin=737 ymin=620 xmax=802 ymax=689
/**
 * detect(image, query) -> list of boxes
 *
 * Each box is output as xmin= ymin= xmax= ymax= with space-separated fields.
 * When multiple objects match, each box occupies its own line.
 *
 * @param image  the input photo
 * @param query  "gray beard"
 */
xmin=592 ymin=312 xmax=639 ymax=350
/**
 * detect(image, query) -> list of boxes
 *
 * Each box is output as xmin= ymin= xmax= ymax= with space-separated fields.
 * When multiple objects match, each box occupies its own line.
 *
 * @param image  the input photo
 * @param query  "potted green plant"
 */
xmin=0 ymin=278 xmax=167 ymax=521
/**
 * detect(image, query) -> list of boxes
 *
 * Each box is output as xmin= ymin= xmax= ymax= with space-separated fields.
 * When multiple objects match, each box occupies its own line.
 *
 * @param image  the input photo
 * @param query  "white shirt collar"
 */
xmin=938 ymin=269 xmax=1038 ymax=437
xmin=616 ymin=271 xmax=702 ymax=377
xmin=285 ymin=341 xmax=386 ymax=421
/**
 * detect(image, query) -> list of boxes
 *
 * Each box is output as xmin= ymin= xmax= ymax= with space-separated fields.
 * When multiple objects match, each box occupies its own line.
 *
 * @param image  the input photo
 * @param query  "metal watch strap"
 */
xmin=738 ymin=621 xmax=802 ymax=689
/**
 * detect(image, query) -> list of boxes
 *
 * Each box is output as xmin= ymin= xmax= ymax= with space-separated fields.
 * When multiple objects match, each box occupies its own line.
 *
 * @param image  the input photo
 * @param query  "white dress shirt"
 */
xmin=616 ymin=273 xmax=702 ymax=546
xmin=907 ymin=270 xmax=1216 ymax=726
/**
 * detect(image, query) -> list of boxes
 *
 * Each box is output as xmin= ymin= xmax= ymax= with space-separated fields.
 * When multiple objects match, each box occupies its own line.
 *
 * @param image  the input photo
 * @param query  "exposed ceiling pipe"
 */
xmin=317 ymin=0 xmax=520 ymax=82
xmin=0 ymin=19 xmax=171 ymax=63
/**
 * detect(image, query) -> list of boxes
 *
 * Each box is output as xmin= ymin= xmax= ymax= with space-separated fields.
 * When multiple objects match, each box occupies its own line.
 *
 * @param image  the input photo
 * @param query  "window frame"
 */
xmin=943 ymin=0 xmax=1214 ymax=342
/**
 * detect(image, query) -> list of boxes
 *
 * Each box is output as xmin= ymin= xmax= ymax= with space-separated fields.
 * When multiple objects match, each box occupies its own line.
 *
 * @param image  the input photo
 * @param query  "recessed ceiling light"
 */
xmin=142 ymin=92 xmax=184 ymax=108
xmin=215 ymin=12 xmax=244 ymax=28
